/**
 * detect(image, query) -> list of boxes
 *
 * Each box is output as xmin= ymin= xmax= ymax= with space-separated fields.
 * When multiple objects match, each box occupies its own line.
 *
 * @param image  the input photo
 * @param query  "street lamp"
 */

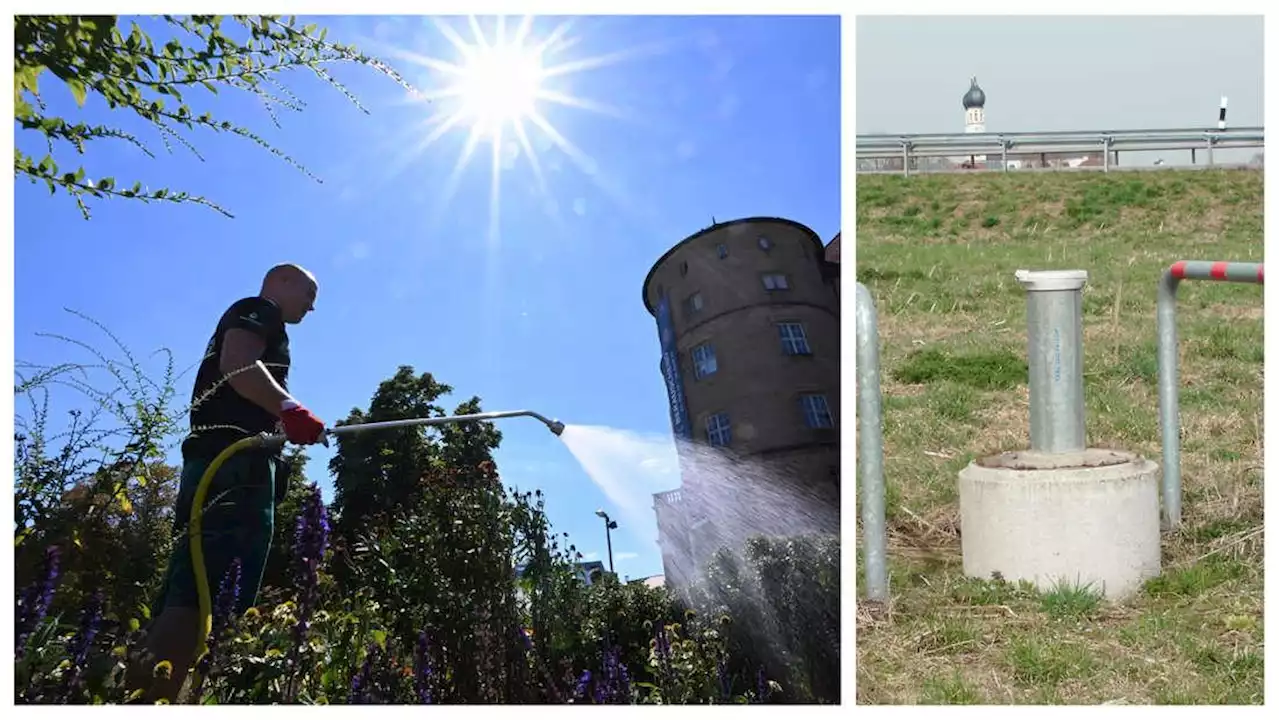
xmin=595 ymin=508 xmax=618 ymax=574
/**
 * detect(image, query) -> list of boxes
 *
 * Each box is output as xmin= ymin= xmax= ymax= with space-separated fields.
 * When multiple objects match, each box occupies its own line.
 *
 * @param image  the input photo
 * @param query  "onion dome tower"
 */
xmin=963 ymin=76 xmax=986 ymax=134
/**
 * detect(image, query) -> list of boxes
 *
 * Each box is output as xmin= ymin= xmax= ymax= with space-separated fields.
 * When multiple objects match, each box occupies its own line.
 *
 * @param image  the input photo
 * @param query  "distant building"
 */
xmin=949 ymin=77 xmax=1103 ymax=171
xmin=825 ymin=233 xmax=841 ymax=295
xmin=961 ymin=77 xmax=987 ymax=165
xmin=577 ymin=561 xmax=608 ymax=585
xmin=643 ymin=217 xmax=840 ymax=587
xmin=628 ymin=574 xmax=666 ymax=589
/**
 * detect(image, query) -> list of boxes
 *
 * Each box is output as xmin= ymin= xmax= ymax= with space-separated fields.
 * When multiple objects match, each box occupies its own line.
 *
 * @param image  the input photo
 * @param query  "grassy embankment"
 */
xmin=855 ymin=169 xmax=1263 ymax=705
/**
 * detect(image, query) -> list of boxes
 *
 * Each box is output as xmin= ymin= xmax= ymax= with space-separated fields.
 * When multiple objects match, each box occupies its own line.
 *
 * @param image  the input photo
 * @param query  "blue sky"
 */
xmin=14 ymin=15 xmax=841 ymax=581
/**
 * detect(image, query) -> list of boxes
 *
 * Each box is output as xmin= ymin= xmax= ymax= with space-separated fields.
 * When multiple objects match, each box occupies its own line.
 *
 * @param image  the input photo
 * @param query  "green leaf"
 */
xmin=15 ymin=65 xmax=43 ymax=97
xmin=65 ymin=79 xmax=88 ymax=107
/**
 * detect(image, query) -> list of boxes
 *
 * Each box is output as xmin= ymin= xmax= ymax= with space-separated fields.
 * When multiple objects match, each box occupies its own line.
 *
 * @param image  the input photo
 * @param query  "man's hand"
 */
xmin=280 ymin=401 xmax=327 ymax=445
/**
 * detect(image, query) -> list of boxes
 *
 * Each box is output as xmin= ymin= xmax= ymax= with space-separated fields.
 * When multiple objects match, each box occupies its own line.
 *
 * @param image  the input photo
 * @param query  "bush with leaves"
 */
xmin=14 ymin=14 xmax=412 ymax=219
xmin=687 ymin=533 xmax=841 ymax=703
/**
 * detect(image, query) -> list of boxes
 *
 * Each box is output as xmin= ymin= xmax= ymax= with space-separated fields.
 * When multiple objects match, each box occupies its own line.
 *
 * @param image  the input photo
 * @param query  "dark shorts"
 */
xmin=155 ymin=450 xmax=277 ymax=617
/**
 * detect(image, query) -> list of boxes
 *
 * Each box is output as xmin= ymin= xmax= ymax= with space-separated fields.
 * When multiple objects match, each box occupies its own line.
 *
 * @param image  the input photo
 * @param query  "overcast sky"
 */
xmin=856 ymin=16 xmax=1263 ymax=163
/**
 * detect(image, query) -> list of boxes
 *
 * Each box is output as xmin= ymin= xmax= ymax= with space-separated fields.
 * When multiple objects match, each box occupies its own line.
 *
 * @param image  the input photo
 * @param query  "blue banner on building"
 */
xmin=656 ymin=293 xmax=693 ymax=440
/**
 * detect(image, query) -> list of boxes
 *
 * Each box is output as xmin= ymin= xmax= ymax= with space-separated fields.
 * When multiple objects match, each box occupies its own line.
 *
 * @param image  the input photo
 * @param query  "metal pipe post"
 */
xmin=258 ymin=409 xmax=567 ymax=450
xmin=856 ymin=282 xmax=888 ymax=602
xmin=1015 ymin=270 xmax=1089 ymax=453
xmin=327 ymin=409 xmax=564 ymax=437
xmin=1156 ymin=260 xmax=1264 ymax=530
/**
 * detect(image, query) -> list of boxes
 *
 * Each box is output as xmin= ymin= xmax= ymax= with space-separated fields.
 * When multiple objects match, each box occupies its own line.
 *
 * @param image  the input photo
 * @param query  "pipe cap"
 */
xmin=1015 ymin=269 xmax=1088 ymax=292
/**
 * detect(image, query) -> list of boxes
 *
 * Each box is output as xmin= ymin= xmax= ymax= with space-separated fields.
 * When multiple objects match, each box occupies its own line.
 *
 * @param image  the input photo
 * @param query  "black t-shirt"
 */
xmin=181 ymin=296 xmax=291 ymax=459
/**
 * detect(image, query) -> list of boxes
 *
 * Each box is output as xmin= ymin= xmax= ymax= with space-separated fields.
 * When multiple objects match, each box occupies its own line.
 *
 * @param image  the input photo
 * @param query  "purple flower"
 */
xmin=573 ymin=670 xmax=592 ymax=702
xmin=350 ymin=642 xmax=380 ymax=704
xmin=655 ymin=624 xmax=672 ymax=659
xmin=573 ymin=670 xmax=591 ymax=700
xmin=197 ymin=558 xmax=242 ymax=677
xmin=61 ymin=591 xmax=104 ymax=698
xmin=756 ymin=667 xmax=771 ymax=704
xmin=653 ymin=624 xmax=673 ymax=684
xmin=414 ymin=631 xmax=434 ymax=704
xmin=617 ymin=661 xmax=632 ymax=702
xmin=716 ymin=658 xmax=731 ymax=701
xmin=288 ymin=484 xmax=329 ymax=695
xmin=68 ymin=591 xmax=103 ymax=666
xmin=598 ymin=646 xmax=631 ymax=704
xmin=293 ymin=483 xmax=330 ymax=595
xmin=16 ymin=545 xmax=61 ymax=658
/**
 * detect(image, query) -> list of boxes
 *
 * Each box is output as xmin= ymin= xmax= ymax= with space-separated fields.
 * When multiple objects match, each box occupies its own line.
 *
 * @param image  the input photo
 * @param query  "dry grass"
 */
xmin=855 ymin=169 xmax=1264 ymax=705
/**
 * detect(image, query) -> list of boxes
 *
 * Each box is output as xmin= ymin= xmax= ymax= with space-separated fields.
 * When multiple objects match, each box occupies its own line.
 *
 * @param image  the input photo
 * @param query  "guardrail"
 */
xmin=857 ymin=126 xmax=1264 ymax=175
xmin=856 ymin=282 xmax=888 ymax=602
xmin=1156 ymin=261 xmax=1263 ymax=531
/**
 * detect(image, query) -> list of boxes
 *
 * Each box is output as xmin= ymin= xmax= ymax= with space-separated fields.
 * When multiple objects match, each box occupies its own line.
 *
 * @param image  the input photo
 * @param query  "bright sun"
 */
xmin=455 ymin=43 xmax=545 ymax=137
xmin=381 ymin=16 xmax=641 ymax=241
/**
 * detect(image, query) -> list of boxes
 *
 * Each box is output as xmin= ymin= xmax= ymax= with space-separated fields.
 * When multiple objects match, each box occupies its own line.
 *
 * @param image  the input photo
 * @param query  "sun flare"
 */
xmin=454 ymin=43 xmax=545 ymax=137
xmin=377 ymin=16 xmax=650 ymax=241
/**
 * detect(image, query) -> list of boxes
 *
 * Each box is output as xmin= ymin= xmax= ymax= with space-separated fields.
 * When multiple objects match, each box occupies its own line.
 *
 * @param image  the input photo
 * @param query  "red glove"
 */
xmin=280 ymin=401 xmax=327 ymax=445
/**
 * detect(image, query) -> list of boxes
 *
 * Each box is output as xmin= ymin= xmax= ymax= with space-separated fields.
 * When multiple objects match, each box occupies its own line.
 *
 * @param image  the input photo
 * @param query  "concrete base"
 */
xmin=958 ymin=448 xmax=1161 ymax=601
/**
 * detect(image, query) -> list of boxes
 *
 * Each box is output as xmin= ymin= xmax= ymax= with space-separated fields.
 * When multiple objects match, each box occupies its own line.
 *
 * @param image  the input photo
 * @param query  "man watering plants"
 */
xmin=129 ymin=263 xmax=328 ymax=702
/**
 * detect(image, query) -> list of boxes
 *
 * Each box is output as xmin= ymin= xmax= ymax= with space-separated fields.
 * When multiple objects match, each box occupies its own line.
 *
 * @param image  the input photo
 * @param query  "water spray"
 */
xmin=187 ymin=408 xmax=565 ymax=688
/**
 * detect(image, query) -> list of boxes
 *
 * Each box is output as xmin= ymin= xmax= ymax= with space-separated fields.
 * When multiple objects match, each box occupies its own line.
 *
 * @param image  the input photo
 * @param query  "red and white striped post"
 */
xmin=1156 ymin=260 xmax=1263 ymax=530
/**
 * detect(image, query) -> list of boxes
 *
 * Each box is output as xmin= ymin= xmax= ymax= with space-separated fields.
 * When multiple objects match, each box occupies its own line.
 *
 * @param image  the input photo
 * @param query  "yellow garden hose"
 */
xmin=188 ymin=434 xmax=277 ymax=675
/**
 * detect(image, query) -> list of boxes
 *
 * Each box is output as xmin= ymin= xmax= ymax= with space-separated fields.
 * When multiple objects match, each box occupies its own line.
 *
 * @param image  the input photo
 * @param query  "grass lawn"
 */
xmin=854 ymin=169 xmax=1264 ymax=705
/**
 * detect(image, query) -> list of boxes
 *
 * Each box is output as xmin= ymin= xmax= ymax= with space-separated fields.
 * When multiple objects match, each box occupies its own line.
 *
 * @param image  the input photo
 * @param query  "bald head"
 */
xmin=261 ymin=263 xmax=318 ymax=324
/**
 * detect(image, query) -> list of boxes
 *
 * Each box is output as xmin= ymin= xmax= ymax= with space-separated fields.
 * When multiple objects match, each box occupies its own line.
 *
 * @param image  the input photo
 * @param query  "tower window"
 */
xmin=706 ymin=412 xmax=731 ymax=446
xmin=778 ymin=322 xmax=811 ymax=356
xmin=683 ymin=292 xmax=704 ymax=319
xmin=801 ymin=394 xmax=834 ymax=428
xmin=762 ymin=273 xmax=790 ymax=291
xmin=680 ymin=261 xmax=689 ymax=276
xmin=758 ymin=236 xmax=772 ymax=252
xmin=716 ymin=243 xmax=728 ymax=259
xmin=691 ymin=343 xmax=718 ymax=379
